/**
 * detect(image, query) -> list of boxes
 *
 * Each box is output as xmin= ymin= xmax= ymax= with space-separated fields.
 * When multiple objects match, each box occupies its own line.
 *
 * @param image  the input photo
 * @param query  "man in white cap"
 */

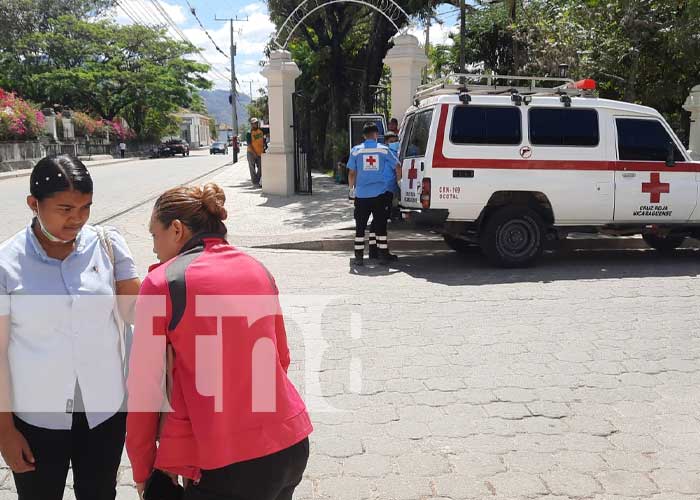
xmin=246 ymin=117 xmax=264 ymax=187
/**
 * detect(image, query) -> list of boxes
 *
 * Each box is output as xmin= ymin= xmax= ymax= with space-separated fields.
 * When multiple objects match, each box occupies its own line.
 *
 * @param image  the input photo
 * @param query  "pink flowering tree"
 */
xmin=0 ymin=89 xmax=45 ymax=141
xmin=106 ymin=119 xmax=136 ymax=141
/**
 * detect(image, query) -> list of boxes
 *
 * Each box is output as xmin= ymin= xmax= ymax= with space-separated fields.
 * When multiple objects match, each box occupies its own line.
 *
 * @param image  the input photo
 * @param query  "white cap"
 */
xmin=250 ymin=117 xmax=259 ymax=124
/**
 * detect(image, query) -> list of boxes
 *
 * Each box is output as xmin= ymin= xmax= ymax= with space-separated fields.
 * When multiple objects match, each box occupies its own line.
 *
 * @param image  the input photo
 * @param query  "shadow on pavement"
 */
xmin=394 ymin=248 xmax=700 ymax=286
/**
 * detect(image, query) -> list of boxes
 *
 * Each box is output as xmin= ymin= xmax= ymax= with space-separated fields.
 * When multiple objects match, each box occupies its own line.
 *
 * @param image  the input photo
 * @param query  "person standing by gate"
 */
xmin=367 ymin=131 xmax=401 ymax=261
xmin=118 ymin=141 xmax=126 ymax=159
xmin=246 ymin=118 xmax=265 ymax=188
xmin=348 ymin=122 xmax=399 ymax=266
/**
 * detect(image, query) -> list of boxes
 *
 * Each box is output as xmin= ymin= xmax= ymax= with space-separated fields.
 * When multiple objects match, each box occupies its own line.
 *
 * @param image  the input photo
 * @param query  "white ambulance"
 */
xmin=398 ymin=73 xmax=699 ymax=267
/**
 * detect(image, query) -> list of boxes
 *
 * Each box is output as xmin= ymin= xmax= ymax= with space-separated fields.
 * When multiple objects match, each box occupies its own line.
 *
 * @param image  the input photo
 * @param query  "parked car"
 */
xmin=166 ymin=139 xmax=190 ymax=156
xmin=210 ymin=142 xmax=229 ymax=155
xmin=150 ymin=143 xmax=174 ymax=158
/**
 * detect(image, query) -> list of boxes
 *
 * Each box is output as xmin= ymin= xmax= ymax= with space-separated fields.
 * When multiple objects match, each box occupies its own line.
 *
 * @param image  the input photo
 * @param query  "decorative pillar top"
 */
xmin=683 ymin=85 xmax=700 ymax=113
xmin=384 ymin=34 xmax=429 ymax=65
xmin=262 ymin=50 xmax=301 ymax=81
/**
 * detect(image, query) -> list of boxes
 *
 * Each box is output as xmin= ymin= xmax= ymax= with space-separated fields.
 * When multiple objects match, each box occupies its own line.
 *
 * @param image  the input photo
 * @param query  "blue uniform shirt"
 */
xmin=384 ymin=142 xmax=401 ymax=193
xmin=347 ymin=140 xmax=398 ymax=199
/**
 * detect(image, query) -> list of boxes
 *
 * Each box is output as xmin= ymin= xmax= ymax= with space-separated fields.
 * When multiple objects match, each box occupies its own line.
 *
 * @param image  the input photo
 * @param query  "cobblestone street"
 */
xmin=1 ymin=157 xmax=700 ymax=499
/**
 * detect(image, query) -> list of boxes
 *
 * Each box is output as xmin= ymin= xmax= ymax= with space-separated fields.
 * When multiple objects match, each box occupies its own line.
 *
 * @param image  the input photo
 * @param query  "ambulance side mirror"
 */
xmin=666 ymin=142 xmax=676 ymax=167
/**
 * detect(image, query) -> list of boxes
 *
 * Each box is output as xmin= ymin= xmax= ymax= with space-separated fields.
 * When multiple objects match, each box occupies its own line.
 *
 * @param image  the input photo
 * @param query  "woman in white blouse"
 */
xmin=0 ymin=155 xmax=141 ymax=500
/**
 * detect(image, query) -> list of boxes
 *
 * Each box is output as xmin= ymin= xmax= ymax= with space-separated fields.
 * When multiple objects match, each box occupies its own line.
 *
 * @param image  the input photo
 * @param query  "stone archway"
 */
xmin=273 ymin=0 xmax=411 ymax=50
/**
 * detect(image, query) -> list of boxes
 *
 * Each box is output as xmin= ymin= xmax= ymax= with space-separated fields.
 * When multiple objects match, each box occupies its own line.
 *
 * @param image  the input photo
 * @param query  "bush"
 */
xmin=0 ymin=89 xmax=45 ymax=141
xmin=106 ymin=119 xmax=135 ymax=141
xmin=71 ymin=111 xmax=107 ymax=138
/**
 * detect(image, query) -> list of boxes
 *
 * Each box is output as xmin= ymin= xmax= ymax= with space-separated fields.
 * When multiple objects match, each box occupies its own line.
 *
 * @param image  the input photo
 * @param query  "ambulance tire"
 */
xmin=443 ymin=235 xmax=479 ymax=254
xmin=481 ymin=206 xmax=545 ymax=268
xmin=642 ymin=234 xmax=685 ymax=253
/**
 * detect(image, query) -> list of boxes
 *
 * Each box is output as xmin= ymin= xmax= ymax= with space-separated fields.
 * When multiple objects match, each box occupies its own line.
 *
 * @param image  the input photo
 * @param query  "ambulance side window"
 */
xmin=399 ymin=114 xmax=416 ymax=160
xmin=530 ymin=108 xmax=599 ymax=146
xmin=616 ymin=118 xmax=685 ymax=162
xmin=404 ymin=110 xmax=433 ymax=158
xmin=450 ymin=106 xmax=521 ymax=145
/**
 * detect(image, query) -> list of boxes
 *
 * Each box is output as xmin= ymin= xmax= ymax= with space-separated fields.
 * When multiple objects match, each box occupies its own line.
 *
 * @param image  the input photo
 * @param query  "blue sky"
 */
xmin=111 ymin=1 xmax=462 ymax=96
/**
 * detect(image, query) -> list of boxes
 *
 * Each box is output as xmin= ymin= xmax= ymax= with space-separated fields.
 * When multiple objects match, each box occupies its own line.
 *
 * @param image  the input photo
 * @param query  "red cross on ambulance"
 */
xmin=407 ymin=160 xmax=418 ymax=189
xmin=642 ymin=172 xmax=670 ymax=203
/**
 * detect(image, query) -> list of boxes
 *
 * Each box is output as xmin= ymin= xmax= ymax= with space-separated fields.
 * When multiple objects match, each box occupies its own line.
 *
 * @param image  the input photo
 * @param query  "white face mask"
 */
xmin=34 ymin=208 xmax=75 ymax=244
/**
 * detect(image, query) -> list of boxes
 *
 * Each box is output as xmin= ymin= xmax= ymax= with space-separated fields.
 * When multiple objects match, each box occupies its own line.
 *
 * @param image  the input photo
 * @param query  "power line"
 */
xmin=147 ymin=0 xmax=232 ymax=83
xmin=134 ymin=0 xmax=166 ymax=27
xmin=115 ymin=0 xmax=144 ymax=25
xmin=184 ymin=0 xmax=229 ymax=59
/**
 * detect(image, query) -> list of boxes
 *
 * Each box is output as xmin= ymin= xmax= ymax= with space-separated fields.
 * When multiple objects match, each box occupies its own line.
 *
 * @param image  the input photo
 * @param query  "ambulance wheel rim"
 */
xmin=497 ymin=218 xmax=539 ymax=259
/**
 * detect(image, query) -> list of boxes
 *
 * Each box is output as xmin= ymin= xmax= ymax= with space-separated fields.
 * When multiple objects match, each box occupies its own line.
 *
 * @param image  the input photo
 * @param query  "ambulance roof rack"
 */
xmin=414 ymin=73 xmax=595 ymax=102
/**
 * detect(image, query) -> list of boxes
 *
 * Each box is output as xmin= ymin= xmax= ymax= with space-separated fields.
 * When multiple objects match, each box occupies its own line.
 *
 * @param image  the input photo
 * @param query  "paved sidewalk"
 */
xmin=2 ymin=160 xmax=700 ymax=500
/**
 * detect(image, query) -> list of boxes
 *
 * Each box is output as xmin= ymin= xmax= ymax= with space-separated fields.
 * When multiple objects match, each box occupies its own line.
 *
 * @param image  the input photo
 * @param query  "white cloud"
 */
xmin=111 ymin=0 xmax=274 ymax=93
xmin=112 ymin=0 xmax=187 ymax=27
xmin=241 ymin=3 xmax=265 ymax=15
xmin=408 ymin=19 xmax=459 ymax=46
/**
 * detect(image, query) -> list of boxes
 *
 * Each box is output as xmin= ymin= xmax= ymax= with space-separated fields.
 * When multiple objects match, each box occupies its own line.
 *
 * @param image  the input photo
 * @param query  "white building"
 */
xmin=176 ymin=112 xmax=212 ymax=149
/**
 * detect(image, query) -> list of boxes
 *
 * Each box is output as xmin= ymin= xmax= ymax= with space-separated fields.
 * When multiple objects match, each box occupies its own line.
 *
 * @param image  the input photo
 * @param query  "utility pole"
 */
xmin=215 ymin=15 xmax=248 ymax=163
xmin=423 ymin=12 xmax=430 ymax=84
xmin=242 ymin=80 xmax=254 ymax=100
xmin=459 ymin=0 xmax=466 ymax=74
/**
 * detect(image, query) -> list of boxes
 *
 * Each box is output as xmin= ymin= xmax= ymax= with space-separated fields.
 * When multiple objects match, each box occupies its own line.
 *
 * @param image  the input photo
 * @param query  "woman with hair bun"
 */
xmin=127 ymin=183 xmax=312 ymax=500
xmin=0 ymin=155 xmax=141 ymax=500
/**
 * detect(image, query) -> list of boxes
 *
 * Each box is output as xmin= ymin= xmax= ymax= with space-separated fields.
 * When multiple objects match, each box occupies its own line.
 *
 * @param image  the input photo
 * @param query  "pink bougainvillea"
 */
xmin=105 ymin=119 xmax=135 ymax=140
xmin=0 ymin=89 xmax=45 ymax=141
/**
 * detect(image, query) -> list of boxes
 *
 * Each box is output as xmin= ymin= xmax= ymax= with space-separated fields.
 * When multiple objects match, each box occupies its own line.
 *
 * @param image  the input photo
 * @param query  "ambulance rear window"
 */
xmin=529 ymin=108 xmax=599 ymax=146
xmin=450 ymin=106 xmax=522 ymax=145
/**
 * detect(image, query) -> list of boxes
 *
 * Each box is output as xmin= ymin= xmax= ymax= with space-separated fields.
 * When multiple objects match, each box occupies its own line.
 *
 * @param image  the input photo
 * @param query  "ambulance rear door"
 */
xmin=348 ymin=114 xmax=387 ymax=149
xmin=399 ymin=108 xmax=434 ymax=209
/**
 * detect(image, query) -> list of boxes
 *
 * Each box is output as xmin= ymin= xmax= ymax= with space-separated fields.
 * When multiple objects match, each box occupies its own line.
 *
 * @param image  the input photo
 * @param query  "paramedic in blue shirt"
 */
xmin=347 ymin=122 xmax=400 ymax=266
xmin=367 ymin=131 xmax=401 ymax=261
xmin=0 ymin=155 xmax=141 ymax=500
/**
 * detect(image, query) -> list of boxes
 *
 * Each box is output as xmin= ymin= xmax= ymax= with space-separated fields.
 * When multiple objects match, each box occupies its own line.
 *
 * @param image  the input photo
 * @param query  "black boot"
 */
xmin=353 ymin=249 xmax=364 ymax=266
xmin=368 ymin=232 xmax=378 ymax=259
xmin=368 ymin=244 xmax=379 ymax=259
xmin=378 ymin=248 xmax=397 ymax=265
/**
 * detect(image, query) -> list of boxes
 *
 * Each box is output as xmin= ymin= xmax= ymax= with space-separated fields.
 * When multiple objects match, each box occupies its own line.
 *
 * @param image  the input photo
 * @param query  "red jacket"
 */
xmin=126 ymin=235 xmax=312 ymax=483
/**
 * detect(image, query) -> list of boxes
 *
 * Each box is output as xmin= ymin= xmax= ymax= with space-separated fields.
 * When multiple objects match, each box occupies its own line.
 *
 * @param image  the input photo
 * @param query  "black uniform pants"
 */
xmin=354 ymin=195 xmax=388 ymax=256
xmin=184 ymin=438 xmax=309 ymax=500
xmin=12 ymin=411 xmax=126 ymax=500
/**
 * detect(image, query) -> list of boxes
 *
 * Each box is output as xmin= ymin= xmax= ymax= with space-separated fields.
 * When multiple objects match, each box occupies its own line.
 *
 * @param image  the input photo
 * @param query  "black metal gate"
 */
xmin=292 ymin=91 xmax=312 ymax=194
xmin=369 ymin=85 xmax=389 ymax=120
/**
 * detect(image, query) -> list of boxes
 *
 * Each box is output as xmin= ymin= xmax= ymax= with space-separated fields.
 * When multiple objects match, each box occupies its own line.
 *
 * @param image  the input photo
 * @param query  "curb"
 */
xmin=0 ymin=157 xmax=146 ymax=182
xmin=253 ymin=236 xmax=699 ymax=253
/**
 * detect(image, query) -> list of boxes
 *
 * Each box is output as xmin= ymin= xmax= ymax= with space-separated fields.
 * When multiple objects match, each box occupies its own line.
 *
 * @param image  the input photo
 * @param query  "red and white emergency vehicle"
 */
xmin=398 ymin=73 xmax=699 ymax=267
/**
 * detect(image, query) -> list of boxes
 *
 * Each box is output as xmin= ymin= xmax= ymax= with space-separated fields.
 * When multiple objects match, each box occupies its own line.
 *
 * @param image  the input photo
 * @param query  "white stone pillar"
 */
xmin=61 ymin=118 xmax=75 ymax=140
xmin=383 ymin=34 xmax=429 ymax=122
xmin=261 ymin=50 xmax=301 ymax=196
xmin=683 ymin=85 xmax=700 ymax=160
xmin=42 ymin=108 xmax=57 ymax=141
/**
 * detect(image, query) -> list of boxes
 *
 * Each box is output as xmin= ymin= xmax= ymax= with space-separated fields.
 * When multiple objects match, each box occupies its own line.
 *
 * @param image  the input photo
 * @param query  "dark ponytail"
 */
xmin=30 ymin=155 xmax=93 ymax=201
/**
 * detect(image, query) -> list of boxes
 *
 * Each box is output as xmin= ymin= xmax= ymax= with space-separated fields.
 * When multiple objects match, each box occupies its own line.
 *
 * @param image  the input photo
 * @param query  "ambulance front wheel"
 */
xmin=481 ymin=206 xmax=545 ymax=268
xmin=642 ymin=233 xmax=685 ymax=253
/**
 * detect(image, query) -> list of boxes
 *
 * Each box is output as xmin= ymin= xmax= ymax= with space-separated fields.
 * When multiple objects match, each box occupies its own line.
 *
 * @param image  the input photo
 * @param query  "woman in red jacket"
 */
xmin=126 ymin=183 xmax=312 ymax=500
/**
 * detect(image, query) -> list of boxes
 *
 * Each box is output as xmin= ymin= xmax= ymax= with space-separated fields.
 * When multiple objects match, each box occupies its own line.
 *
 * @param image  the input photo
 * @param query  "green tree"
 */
xmin=428 ymin=0 xmax=700 ymax=142
xmin=1 ymin=15 xmax=211 ymax=140
xmin=245 ymin=88 xmax=269 ymax=124
xmin=0 ymin=0 xmax=115 ymax=49
xmin=267 ymin=0 xmax=431 ymax=169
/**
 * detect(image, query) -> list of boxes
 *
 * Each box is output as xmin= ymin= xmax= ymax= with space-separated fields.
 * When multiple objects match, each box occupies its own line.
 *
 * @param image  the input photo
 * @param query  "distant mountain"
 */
xmin=200 ymin=89 xmax=251 ymax=130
